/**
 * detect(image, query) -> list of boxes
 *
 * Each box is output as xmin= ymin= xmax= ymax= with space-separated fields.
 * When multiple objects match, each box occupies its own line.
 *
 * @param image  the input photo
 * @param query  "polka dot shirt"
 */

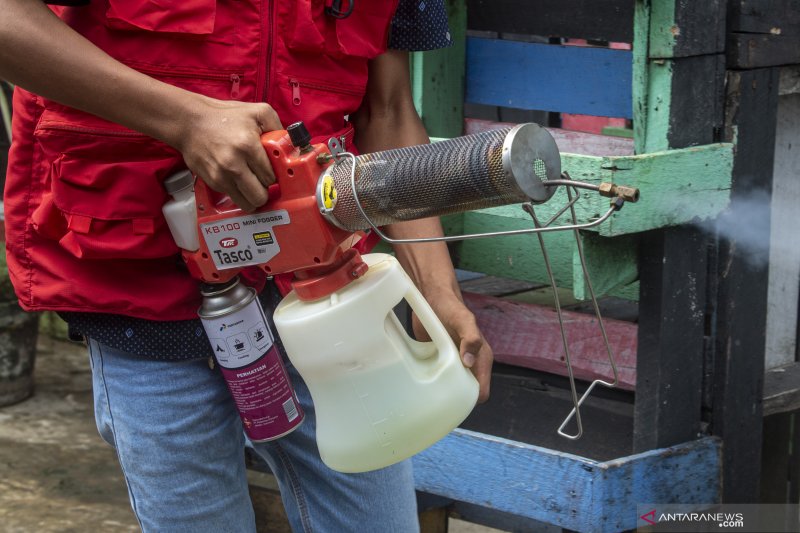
xmin=60 ymin=1 xmax=452 ymax=360
xmin=60 ymin=283 xmax=284 ymax=360
xmin=389 ymin=0 xmax=452 ymax=51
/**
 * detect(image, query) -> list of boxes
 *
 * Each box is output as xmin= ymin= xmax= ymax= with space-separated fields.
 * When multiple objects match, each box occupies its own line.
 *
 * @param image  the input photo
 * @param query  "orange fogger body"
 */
xmin=182 ymin=129 xmax=367 ymax=300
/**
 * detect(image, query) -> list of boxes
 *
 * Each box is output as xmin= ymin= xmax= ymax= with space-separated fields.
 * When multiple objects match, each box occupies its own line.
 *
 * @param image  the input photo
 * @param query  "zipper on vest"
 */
xmin=288 ymin=78 xmax=363 ymax=106
xmin=259 ymin=0 xmax=275 ymax=104
xmin=134 ymin=66 xmax=244 ymax=100
xmin=290 ymin=79 xmax=301 ymax=105
xmin=230 ymin=74 xmax=241 ymax=99
xmin=37 ymin=123 xmax=146 ymax=137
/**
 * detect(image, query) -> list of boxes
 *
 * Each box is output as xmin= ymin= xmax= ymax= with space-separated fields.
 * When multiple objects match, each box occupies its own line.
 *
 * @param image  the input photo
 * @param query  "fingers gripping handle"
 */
xmin=185 ymin=127 xmax=351 ymax=284
xmin=401 ymin=284 xmax=480 ymax=405
xmin=183 ymin=129 xmax=295 ymax=283
xmin=193 ymin=130 xmax=291 ymax=215
xmin=402 ymin=285 xmax=454 ymax=359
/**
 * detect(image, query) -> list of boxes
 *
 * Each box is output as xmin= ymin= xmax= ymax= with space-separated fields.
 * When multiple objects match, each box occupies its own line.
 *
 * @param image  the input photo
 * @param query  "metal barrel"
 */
xmin=320 ymin=123 xmax=561 ymax=232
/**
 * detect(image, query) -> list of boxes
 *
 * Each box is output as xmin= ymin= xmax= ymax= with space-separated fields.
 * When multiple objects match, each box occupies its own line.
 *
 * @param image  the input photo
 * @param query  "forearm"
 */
xmin=0 ymin=0 xmax=200 ymax=148
xmin=352 ymin=54 xmax=460 ymax=299
xmin=0 ymin=0 xmax=280 ymax=211
xmin=353 ymin=50 xmax=491 ymax=399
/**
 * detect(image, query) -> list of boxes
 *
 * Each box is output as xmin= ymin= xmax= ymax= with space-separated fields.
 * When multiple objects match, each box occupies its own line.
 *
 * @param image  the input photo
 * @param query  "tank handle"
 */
xmin=401 ymin=283 xmax=459 ymax=362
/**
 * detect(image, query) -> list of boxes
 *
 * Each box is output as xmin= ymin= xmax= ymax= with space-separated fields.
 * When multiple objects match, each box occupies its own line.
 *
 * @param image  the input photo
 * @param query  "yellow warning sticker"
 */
xmin=322 ymin=175 xmax=338 ymax=210
xmin=252 ymin=231 xmax=274 ymax=246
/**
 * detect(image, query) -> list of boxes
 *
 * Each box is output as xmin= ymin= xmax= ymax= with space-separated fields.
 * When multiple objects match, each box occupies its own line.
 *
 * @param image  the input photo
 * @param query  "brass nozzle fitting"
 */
xmin=316 ymin=153 xmax=335 ymax=165
xmin=598 ymin=182 xmax=640 ymax=203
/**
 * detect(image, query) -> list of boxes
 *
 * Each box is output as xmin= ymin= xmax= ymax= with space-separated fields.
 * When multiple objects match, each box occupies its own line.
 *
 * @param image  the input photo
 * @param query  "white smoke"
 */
xmin=698 ymin=189 xmax=777 ymax=269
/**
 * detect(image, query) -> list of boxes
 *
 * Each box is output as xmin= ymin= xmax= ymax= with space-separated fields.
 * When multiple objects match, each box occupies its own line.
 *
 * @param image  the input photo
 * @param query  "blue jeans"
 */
xmin=87 ymin=338 xmax=419 ymax=533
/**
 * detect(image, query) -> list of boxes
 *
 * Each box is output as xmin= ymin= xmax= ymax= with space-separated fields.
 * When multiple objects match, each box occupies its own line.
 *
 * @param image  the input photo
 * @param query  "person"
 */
xmin=0 ymin=1 xmax=493 ymax=531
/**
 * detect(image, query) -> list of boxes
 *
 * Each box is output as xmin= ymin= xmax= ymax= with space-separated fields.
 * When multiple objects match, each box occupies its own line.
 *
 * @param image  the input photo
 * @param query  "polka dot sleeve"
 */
xmin=389 ymin=0 xmax=453 ymax=51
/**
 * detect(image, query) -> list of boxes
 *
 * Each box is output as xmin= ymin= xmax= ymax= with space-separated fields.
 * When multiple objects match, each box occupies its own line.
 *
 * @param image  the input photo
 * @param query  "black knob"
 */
xmin=287 ymin=122 xmax=312 ymax=148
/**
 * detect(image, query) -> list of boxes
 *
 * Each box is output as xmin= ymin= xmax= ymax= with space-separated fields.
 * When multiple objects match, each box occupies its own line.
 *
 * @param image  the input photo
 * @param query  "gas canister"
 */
xmin=199 ymin=277 xmax=303 ymax=441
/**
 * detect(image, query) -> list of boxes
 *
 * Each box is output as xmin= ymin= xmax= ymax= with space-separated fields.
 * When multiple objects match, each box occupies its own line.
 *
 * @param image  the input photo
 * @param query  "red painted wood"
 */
xmin=563 ymin=39 xmax=631 ymax=51
xmin=561 ymin=114 xmax=627 ymax=135
xmin=463 ymin=291 xmax=638 ymax=390
xmin=464 ymin=118 xmax=634 ymax=157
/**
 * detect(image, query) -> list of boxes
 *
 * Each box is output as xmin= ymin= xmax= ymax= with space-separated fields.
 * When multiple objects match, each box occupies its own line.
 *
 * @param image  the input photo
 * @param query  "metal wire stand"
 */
xmin=343 ymin=152 xmax=633 ymax=439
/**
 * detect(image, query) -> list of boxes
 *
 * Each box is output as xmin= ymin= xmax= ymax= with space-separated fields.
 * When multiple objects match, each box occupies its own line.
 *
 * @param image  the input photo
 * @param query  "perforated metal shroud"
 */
xmin=325 ymin=127 xmax=553 ymax=232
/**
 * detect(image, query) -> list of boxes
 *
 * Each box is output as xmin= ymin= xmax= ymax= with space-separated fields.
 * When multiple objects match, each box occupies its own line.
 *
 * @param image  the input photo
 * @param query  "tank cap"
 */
xmin=287 ymin=122 xmax=312 ymax=148
xmin=164 ymin=169 xmax=194 ymax=194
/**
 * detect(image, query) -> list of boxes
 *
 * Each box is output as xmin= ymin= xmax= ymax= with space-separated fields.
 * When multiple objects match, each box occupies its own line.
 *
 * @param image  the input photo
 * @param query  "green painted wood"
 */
xmin=632 ymin=0 xmax=678 ymax=154
xmin=601 ymin=126 xmax=634 ymax=139
xmin=410 ymin=0 xmax=466 ymax=138
xmin=611 ymin=279 xmax=640 ymax=300
xmin=633 ymin=0 xmax=674 ymax=154
xmin=639 ymin=59 xmax=673 ymax=153
xmin=444 ymin=211 xmax=640 ymax=300
xmin=573 ymin=233 xmax=639 ymax=301
xmin=647 ymin=0 xmax=676 ymax=60
xmin=465 ymin=144 xmax=733 ymax=237
xmin=632 ymin=0 xmax=651 ymax=154
xmin=437 ymin=144 xmax=731 ymax=299
xmin=597 ymin=144 xmax=732 ymax=236
xmin=455 ymin=210 xmax=577 ymax=288
xmin=440 ymin=213 xmax=464 ymax=240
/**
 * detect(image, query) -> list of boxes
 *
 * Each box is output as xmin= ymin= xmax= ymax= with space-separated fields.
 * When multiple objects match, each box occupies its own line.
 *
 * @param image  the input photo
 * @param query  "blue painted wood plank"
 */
xmin=465 ymin=38 xmax=633 ymax=118
xmin=412 ymin=430 xmax=721 ymax=533
xmin=412 ymin=429 xmax=599 ymax=531
xmin=599 ymin=438 xmax=722 ymax=531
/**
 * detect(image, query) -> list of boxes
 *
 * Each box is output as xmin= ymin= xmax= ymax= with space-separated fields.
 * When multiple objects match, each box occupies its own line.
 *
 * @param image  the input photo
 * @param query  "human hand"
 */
xmin=176 ymin=96 xmax=282 ymax=212
xmin=412 ymin=288 xmax=493 ymax=403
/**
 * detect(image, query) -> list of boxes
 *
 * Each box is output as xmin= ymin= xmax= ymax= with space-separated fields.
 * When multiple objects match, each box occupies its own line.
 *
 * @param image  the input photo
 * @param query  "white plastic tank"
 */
xmin=162 ymin=169 xmax=199 ymax=251
xmin=273 ymin=253 xmax=479 ymax=473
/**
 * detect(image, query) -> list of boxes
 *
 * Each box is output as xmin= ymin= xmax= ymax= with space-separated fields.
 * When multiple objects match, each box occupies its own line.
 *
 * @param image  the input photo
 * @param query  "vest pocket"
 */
xmin=33 ymin=114 xmax=183 ymax=260
xmin=286 ymin=0 xmax=396 ymax=59
xmin=35 ymin=153 xmax=181 ymax=260
xmin=286 ymin=0 xmax=328 ymax=54
xmin=105 ymin=0 xmax=217 ymax=36
xmin=333 ymin=2 xmax=397 ymax=58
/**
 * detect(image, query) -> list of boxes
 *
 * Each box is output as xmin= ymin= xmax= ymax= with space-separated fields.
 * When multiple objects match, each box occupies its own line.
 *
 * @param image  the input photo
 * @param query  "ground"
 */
xmin=0 ymin=336 xmax=138 ymax=532
xmin=0 ymin=335 xmax=499 ymax=533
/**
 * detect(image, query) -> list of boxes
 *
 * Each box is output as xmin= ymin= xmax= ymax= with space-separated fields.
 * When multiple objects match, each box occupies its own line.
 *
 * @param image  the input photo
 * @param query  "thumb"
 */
xmin=254 ymin=103 xmax=282 ymax=132
xmin=461 ymin=351 xmax=477 ymax=368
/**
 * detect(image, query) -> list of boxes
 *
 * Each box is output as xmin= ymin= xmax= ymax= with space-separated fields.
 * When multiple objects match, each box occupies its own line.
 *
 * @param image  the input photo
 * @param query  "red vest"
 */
xmin=4 ymin=1 xmax=397 ymax=320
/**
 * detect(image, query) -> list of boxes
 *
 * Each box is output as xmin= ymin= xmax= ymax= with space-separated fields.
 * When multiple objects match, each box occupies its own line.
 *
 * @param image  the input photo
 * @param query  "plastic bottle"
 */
xmin=273 ymin=253 xmax=479 ymax=473
xmin=162 ymin=169 xmax=199 ymax=251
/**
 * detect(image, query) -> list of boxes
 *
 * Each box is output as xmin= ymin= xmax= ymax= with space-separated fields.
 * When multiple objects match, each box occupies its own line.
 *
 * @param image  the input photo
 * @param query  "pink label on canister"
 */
xmin=202 ymin=297 xmax=303 ymax=441
xmin=219 ymin=345 xmax=303 ymax=441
